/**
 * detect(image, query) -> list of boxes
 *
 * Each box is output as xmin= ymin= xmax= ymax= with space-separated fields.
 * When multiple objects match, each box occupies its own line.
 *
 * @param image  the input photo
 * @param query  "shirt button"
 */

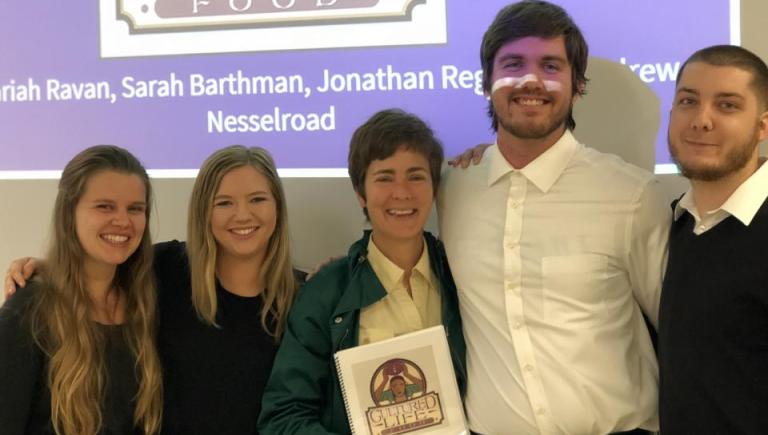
xmin=513 ymin=321 xmax=523 ymax=329
xmin=524 ymin=364 xmax=534 ymax=372
xmin=334 ymin=316 xmax=343 ymax=324
xmin=698 ymin=225 xmax=706 ymax=231
xmin=536 ymin=408 xmax=546 ymax=416
xmin=510 ymin=201 xmax=520 ymax=209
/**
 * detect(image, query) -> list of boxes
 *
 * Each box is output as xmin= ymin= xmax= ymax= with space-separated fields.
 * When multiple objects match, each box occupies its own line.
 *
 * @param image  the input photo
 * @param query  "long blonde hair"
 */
xmin=29 ymin=145 xmax=163 ymax=435
xmin=187 ymin=145 xmax=296 ymax=339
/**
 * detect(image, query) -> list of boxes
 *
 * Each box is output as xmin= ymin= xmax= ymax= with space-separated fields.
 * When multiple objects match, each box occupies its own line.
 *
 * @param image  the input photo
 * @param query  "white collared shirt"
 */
xmin=674 ymin=160 xmax=768 ymax=234
xmin=438 ymin=131 xmax=670 ymax=435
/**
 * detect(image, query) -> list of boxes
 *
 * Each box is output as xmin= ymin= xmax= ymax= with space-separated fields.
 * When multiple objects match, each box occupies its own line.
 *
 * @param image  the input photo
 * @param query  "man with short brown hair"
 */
xmin=660 ymin=44 xmax=768 ymax=434
xmin=438 ymin=1 xmax=669 ymax=434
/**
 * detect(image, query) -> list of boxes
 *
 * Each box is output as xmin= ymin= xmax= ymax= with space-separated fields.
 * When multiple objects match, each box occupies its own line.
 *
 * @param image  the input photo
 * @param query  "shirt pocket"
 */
xmin=542 ymin=254 xmax=608 ymax=324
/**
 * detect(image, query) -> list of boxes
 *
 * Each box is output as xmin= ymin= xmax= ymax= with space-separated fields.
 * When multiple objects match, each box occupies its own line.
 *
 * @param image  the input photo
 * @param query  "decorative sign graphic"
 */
xmin=335 ymin=327 xmax=466 ymax=435
xmin=101 ymin=0 xmax=447 ymax=57
xmin=365 ymin=358 xmax=444 ymax=435
xmin=118 ymin=0 xmax=426 ymax=31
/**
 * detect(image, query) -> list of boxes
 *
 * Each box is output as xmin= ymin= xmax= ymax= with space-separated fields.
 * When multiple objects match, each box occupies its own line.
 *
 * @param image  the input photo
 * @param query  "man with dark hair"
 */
xmin=659 ymin=44 xmax=768 ymax=434
xmin=438 ymin=1 xmax=669 ymax=433
xmin=479 ymin=0 xmax=588 ymax=132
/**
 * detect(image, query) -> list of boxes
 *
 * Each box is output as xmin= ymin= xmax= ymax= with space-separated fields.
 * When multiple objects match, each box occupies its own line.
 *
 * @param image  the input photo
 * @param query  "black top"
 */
xmin=0 ymin=282 xmax=139 ymax=435
xmin=155 ymin=241 xmax=293 ymax=435
xmin=659 ymin=199 xmax=768 ymax=434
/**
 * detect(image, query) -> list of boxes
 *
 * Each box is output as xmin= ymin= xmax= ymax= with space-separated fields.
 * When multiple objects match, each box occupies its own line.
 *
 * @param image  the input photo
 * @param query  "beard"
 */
xmin=495 ymin=96 xmax=572 ymax=140
xmin=668 ymin=128 xmax=760 ymax=182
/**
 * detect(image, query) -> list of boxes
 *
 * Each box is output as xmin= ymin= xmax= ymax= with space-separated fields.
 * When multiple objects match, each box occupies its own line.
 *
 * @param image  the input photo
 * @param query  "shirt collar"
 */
xmin=673 ymin=189 xmax=695 ymax=221
xmin=366 ymin=237 xmax=430 ymax=292
xmin=487 ymin=130 xmax=581 ymax=192
xmin=674 ymin=159 xmax=768 ymax=226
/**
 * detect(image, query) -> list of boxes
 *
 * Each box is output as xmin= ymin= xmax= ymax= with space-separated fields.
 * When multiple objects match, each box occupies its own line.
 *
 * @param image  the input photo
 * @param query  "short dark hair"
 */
xmin=677 ymin=45 xmax=768 ymax=111
xmin=348 ymin=109 xmax=443 ymax=211
xmin=480 ymin=0 xmax=589 ymax=131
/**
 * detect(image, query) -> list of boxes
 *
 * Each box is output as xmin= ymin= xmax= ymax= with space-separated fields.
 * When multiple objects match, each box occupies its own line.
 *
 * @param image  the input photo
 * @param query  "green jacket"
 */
xmin=259 ymin=231 xmax=467 ymax=435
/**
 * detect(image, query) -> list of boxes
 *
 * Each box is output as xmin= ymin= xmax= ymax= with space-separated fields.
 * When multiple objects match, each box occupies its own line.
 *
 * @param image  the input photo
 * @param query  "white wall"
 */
xmin=2 ymin=0 xmax=766 ymax=302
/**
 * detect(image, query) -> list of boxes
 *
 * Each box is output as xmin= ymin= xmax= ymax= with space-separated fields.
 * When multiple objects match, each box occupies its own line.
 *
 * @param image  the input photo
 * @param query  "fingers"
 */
xmin=11 ymin=257 xmax=30 ymax=287
xmin=472 ymin=144 xmax=492 ymax=165
xmin=21 ymin=258 xmax=37 ymax=280
xmin=4 ymin=276 xmax=15 ymax=299
xmin=4 ymin=257 xmax=35 ymax=299
xmin=448 ymin=144 xmax=492 ymax=169
xmin=460 ymin=152 xmax=472 ymax=169
xmin=447 ymin=150 xmax=474 ymax=168
xmin=471 ymin=147 xmax=483 ymax=164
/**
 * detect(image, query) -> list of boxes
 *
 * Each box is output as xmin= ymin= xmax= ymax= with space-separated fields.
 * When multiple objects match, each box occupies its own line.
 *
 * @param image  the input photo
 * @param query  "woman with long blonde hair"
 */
xmin=0 ymin=145 xmax=163 ymax=435
xmin=152 ymin=145 xmax=299 ymax=434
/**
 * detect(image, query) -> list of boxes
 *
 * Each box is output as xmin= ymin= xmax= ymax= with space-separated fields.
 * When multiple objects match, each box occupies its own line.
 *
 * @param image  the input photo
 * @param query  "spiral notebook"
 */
xmin=334 ymin=325 xmax=467 ymax=435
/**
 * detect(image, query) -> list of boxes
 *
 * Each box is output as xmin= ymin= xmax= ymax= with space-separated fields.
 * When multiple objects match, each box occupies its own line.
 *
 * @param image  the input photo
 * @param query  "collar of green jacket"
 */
xmin=331 ymin=230 xmax=450 ymax=318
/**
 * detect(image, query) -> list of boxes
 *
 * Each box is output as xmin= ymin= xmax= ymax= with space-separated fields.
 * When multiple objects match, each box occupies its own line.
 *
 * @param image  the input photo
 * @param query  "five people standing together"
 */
xmin=2 ymin=1 xmax=768 ymax=434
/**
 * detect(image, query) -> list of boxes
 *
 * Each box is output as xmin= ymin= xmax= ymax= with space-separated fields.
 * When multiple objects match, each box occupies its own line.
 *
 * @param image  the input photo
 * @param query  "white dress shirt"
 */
xmin=674 ymin=159 xmax=768 ymax=235
xmin=437 ymin=131 xmax=670 ymax=435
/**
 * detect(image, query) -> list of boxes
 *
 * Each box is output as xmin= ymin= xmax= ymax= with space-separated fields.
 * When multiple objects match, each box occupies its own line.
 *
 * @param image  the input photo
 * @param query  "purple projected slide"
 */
xmin=0 ymin=0 xmax=735 ymax=177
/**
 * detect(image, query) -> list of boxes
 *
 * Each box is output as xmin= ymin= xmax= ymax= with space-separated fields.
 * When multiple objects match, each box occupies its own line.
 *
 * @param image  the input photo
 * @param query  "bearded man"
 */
xmin=438 ymin=2 xmax=670 ymax=434
xmin=659 ymin=44 xmax=768 ymax=435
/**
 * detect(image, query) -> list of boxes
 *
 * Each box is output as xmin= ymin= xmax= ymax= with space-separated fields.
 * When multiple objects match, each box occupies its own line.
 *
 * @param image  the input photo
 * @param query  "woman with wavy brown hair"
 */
xmin=0 ymin=145 xmax=163 ymax=435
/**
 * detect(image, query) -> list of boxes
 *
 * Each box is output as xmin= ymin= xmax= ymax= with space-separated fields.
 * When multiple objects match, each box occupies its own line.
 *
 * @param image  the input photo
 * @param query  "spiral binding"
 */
xmin=335 ymin=355 xmax=359 ymax=435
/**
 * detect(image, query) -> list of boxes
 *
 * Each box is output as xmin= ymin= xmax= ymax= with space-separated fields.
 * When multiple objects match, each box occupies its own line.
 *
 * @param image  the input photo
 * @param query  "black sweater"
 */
xmin=154 ymin=241 xmax=286 ymax=435
xmin=659 ymin=199 xmax=768 ymax=434
xmin=0 ymin=282 xmax=139 ymax=435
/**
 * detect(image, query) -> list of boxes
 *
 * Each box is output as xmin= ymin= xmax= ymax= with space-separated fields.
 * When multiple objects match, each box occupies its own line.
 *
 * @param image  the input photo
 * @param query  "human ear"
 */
xmin=356 ymin=191 xmax=366 ymax=209
xmin=758 ymin=109 xmax=768 ymax=142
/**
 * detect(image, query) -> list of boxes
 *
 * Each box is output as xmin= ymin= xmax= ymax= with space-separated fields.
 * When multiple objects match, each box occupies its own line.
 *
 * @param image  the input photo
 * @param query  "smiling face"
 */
xmin=75 ymin=170 xmax=147 ymax=276
xmin=210 ymin=165 xmax=277 ymax=263
xmin=668 ymin=62 xmax=768 ymax=182
xmin=357 ymin=147 xmax=433 ymax=253
xmin=489 ymin=36 xmax=575 ymax=143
